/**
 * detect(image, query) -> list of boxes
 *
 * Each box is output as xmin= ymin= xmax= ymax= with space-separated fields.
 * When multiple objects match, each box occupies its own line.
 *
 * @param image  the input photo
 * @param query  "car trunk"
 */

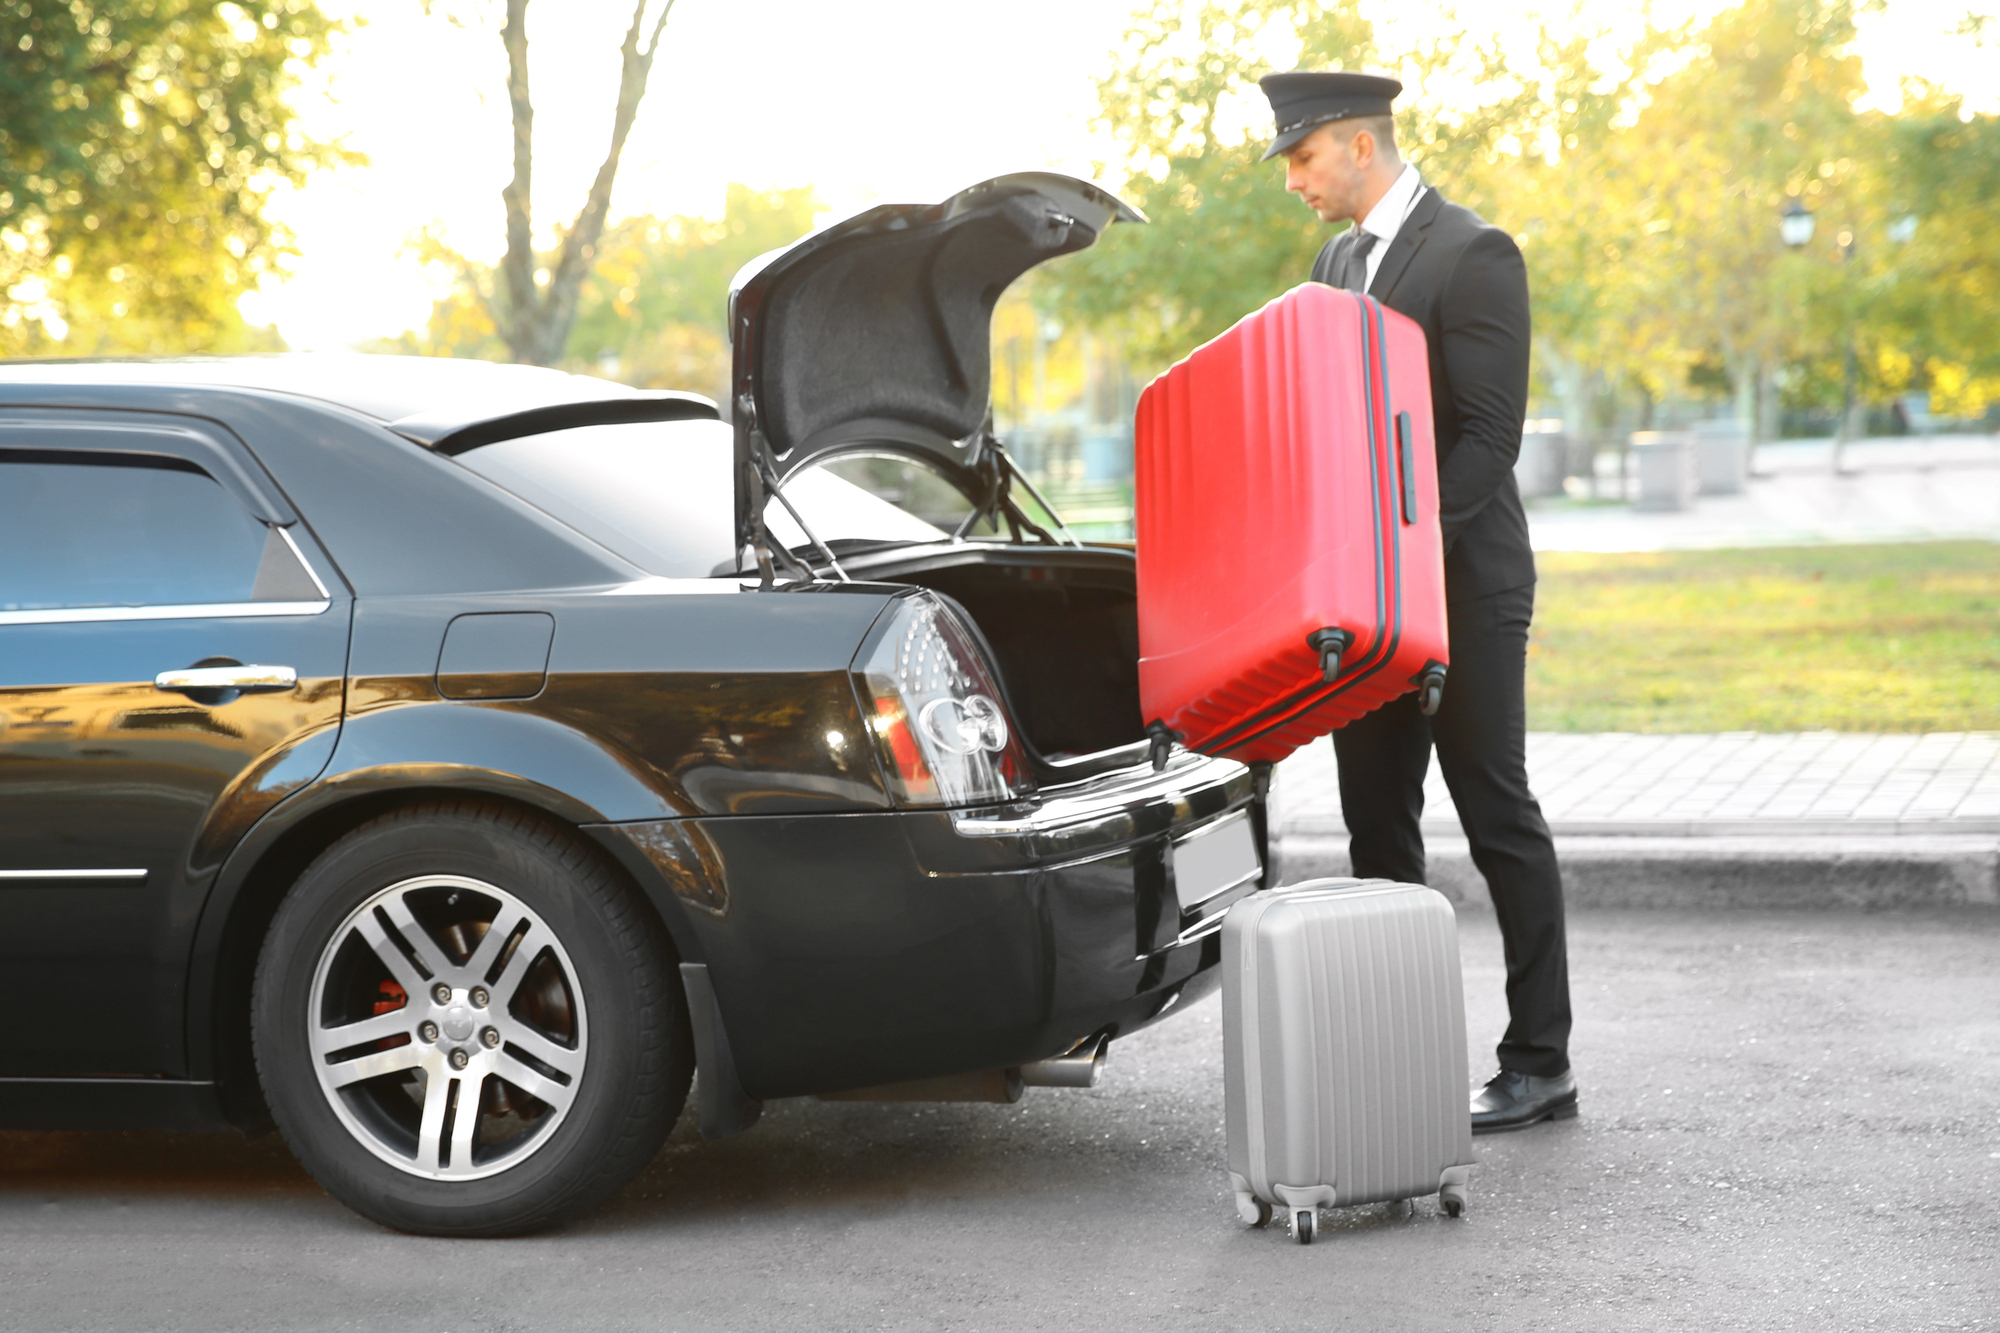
xmin=841 ymin=544 xmax=1145 ymax=769
xmin=724 ymin=173 xmax=1153 ymax=777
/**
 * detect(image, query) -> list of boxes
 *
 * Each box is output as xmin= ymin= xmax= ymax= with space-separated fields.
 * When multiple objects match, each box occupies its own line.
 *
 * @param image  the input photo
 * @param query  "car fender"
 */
xmin=307 ymin=700 xmax=683 ymax=824
xmin=181 ymin=699 xmax=693 ymax=1100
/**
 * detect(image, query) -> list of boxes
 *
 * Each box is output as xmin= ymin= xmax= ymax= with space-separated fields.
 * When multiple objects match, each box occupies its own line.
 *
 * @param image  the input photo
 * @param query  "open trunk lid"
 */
xmin=726 ymin=172 xmax=1141 ymax=572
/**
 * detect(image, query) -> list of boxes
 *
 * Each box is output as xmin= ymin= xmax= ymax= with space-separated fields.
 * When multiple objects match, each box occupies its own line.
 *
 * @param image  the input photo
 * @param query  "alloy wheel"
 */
xmin=304 ymin=874 xmax=588 ymax=1181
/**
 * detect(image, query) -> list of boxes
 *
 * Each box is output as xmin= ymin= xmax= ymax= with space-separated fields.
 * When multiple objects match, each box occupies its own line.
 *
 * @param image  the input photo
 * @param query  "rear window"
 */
xmin=454 ymin=420 xmax=955 ymax=577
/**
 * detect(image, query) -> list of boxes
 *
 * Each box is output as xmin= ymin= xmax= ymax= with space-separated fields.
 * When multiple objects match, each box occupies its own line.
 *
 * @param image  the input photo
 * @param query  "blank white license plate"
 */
xmin=1172 ymin=815 xmax=1262 ymax=909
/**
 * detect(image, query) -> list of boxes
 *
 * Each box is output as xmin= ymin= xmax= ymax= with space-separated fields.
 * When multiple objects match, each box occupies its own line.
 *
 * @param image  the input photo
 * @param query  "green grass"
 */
xmin=1526 ymin=542 xmax=2000 ymax=732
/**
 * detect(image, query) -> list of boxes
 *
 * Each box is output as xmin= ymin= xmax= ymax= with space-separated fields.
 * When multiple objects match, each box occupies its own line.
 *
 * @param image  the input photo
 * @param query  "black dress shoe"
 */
xmin=1470 ymin=1068 xmax=1578 ymax=1135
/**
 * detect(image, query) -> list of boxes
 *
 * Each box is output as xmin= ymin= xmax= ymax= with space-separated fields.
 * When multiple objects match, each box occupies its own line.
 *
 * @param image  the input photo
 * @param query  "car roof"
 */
xmin=0 ymin=352 xmax=643 ymax=424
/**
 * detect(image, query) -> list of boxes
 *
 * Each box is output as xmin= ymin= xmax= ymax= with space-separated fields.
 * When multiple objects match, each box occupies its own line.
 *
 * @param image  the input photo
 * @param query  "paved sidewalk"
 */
xmin=1367 ymin=435 xmax=2000 ymax=902
xmin=1273 ymin=732 xmax=2000 ymax=908
xmin=1527 ymin=433 xmax=2000 ymax=552
xmin=1277 ymin=732 xmax=2000 ymax=837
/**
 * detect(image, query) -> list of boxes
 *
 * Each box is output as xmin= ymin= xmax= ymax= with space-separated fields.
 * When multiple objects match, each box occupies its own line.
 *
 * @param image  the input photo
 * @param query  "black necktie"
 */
xmin=1342 ymin=230 xmax=1377 ymax=292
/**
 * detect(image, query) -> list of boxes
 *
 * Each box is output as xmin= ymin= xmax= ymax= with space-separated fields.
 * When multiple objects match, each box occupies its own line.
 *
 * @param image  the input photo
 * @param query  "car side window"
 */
xmin=0 ymin=452 xmax=313 ymax=612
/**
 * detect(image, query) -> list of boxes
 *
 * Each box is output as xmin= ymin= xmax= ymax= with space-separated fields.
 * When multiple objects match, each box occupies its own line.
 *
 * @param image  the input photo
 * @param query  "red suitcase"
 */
xmin=1134 ymin=283 xmax=1448 ymax=766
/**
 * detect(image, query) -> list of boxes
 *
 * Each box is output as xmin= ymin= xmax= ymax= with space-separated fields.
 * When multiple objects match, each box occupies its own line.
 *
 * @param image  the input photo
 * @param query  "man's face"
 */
xmin=1283 ymin=123 xmax=1368 ymax=224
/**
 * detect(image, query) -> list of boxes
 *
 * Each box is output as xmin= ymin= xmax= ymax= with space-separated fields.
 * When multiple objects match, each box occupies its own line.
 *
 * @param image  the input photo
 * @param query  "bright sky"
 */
xmin=243 ymin=0 xmax=1997 ymax=350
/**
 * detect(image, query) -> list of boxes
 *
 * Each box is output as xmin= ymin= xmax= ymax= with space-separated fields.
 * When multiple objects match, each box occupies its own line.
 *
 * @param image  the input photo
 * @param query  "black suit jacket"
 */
xmin=1310 ymin=188 xmax=1535 ymax=602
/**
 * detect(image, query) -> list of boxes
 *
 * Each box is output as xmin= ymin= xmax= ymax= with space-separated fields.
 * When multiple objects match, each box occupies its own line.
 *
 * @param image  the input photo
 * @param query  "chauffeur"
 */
xmin=1258 ymin=69 xmax=1577 ymax=1133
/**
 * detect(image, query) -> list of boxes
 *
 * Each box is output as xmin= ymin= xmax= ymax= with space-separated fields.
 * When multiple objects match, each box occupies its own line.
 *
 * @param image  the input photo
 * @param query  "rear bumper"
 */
xmin=592 ymin=753 xmax=1259 ymax=1100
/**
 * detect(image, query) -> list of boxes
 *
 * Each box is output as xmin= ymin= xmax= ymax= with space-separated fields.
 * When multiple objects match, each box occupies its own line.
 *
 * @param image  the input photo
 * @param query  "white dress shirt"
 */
xmin=1357 ymin=163 xmax=1427 ymax=291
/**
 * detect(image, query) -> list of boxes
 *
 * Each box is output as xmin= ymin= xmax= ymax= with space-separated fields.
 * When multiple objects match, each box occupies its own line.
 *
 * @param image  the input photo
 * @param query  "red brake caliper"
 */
xmin=374 ymin=978 xmax=408 ymax=1015
xmin=374 ymin=979 xmax=408 ymax=1051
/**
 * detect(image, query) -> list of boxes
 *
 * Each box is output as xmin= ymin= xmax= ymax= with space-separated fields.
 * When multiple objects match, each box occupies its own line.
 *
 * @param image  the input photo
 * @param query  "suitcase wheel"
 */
xmin=1289 ymin=1208 xmax=1316 ymax=1245
xmin=1236 ymin=1194 xmax=1273 ymax=1227
xmin=1441 ymin=1184 xmax=1467 ymax=1219
xmin=1307 ymin=627 xmax=1354 ymax=683
xmin=1416 ymin=663 xmax=1447 ymax=716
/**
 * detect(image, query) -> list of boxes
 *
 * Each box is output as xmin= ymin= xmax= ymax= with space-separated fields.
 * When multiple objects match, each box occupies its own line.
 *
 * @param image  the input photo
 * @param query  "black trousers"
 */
xmin=1332 ymin=582 xmax=1572 ymax=1078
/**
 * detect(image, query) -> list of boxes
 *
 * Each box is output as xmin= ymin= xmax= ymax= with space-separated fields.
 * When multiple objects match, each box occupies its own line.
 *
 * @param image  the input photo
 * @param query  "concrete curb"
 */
xmin=1274 ymin=833 xmax=2000 ymax=910
xmin=1282 ymin=816 xmax=2000 ymax=837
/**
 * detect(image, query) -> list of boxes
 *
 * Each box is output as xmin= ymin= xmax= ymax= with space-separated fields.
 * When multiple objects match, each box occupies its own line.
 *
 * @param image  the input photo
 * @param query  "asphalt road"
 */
xmin=3 ymin=908 xmax=1997 ymax=1332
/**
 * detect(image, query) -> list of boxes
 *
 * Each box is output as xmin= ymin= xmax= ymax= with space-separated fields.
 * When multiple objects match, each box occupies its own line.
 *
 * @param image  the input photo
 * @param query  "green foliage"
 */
xmin=1042 ymin=0 xmax=1664 ymax=382
xmin=1617 ymin=1 xmax=1868 ymax=394
xmin=1046 ymin=1 xmax=1522 ymax=375
xmin=382 ymin=184 xmax=821 ymax=398
xmin=358 ymin=239 xmax=509 ymax=364
xmin=566 ymin=183 xmax=821 ymax=395
xmin=1049 ymin=0 xmax=2000 ymax=428
xmin=0 ymin=0 xmax=353 ymax=355
xmin=1042 ymin=1 xmax=1354 ymax=373
xmin=1866 ymin=93 xmax=2000 ymax=412
xmin=1529 ymin=543 xmax=2000 ymax=732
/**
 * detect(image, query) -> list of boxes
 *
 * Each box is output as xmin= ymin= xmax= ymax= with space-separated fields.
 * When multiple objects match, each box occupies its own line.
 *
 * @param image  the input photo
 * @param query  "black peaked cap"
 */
xmin=1257 ymin=70 xmax=1403 ymax=161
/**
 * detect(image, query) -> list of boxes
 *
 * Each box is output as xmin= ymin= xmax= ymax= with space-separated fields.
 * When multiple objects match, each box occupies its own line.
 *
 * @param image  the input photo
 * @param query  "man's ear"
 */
xmin=1350 ymin=127 xmax=1376 ymax=170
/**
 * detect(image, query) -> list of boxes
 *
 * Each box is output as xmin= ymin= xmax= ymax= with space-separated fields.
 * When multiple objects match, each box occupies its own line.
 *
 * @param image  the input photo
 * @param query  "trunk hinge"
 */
xmin=956 ymin=427 xmax=1083 ymax=548
xmin=998 ymin=446 xmax=1084 ymax=548
xmin=756 ymin=453 xmax=852 ymax=583
xmin=738 ymin=393 xmax=849 ymax=586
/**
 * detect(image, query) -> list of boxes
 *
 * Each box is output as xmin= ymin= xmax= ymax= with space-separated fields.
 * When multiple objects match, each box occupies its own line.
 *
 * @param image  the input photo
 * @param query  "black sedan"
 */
xmin=0 ymin=173 xmax=1265 ymax=1236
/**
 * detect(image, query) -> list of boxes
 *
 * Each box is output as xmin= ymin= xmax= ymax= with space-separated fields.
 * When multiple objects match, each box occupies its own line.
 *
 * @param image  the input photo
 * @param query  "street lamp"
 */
xmin=1751 ymin=199 xmax=1819 ymax=468
xmin=1780 ymin=198 xmax=1816 ymax=249
xmin=1834 ymin=227 xmax=1859 ymax=466
xmin=1777 ymin=198 xmax=1859 ymax=472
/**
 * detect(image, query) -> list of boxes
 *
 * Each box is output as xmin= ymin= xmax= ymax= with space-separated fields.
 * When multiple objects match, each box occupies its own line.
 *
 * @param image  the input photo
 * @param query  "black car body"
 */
xmin=0 ymin=174 xmax=1265 ymax=1232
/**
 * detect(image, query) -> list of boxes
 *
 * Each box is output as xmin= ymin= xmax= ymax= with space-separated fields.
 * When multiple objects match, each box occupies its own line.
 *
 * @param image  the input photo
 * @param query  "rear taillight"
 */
xmin=853 ymin=591 xmax=1033 ymax=807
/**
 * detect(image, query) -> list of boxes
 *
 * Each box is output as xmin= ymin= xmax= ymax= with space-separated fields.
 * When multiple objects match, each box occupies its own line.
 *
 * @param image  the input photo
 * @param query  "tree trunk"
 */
xmin=1722 ymin=350 xmax=1761 ymax=473
xmin=495 ymin=0 xmax=678 ymax=367
xmin=498 ymin=0 xmax=536 ymax=360
xmin=1728 ymin=354 xmax=1757 ymax=441
xmin=1756 ymin=366 xmax=1782 ymax=445
xmin=1535 ymin=337 xmax=1592 ymax=438
xmin=1534 ymin=337 xmax=1597 ymax=490
xmin=1840 ymin=338 xmax=1866 ymax=442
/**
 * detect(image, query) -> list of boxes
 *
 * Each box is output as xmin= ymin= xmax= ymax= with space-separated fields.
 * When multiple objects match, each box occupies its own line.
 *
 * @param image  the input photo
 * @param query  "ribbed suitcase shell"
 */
xmin=1223 ymin=879 xmax=1474 ymax=1224
xmin=1135 ymin=284 xmax=1448 ymax=764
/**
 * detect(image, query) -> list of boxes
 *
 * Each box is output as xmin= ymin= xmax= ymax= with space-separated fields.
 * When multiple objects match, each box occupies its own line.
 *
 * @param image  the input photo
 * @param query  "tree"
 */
xmin=564 ymin=183 xmax=821 ymax=396
xmin=1042 ymin=0 xmax=1375 ymax=375
xmin=1043 ymin=0 xmax=1593 ymax=380
xmin=1609 ymin=0 xmax=1872 ymax=439
xmin=1052 ymin=0 xmax=2000 ymax=441
xmin=378 ymin=183 xmax=820 ymax=399
xmin=485 ymin=0 xmax=679 ymax=366
xmin=1465 ymin=0 xmax=2000 ymax=438
xmin=1866 ymin=90 xmax=2000 ymax=417
xmin=0 ymin=0 xmax=349 ymax=356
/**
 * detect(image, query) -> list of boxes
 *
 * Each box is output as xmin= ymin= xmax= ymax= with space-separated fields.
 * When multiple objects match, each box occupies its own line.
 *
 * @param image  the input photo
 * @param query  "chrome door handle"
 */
xmin=155 ymin=664 xmax=298 ymax=694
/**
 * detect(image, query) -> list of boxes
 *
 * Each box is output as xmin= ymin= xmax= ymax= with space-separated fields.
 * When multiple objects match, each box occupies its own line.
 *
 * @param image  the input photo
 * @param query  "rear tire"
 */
xmin=252 ymin=800 xmax=692 ymax=1236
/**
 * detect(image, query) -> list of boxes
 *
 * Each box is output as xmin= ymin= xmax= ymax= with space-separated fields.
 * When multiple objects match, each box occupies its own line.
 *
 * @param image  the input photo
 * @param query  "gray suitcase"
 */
xmin=1224 ymin=878 xmax=1475 ymax=1243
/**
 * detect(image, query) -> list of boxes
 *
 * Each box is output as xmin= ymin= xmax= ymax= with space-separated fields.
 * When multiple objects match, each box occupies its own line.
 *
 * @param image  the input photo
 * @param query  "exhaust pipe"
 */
xmin=1017 ymin=1033 xmax=1109 ymax=1088
xmin=815 ymin=1034 xmax=1110 ymax=1103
